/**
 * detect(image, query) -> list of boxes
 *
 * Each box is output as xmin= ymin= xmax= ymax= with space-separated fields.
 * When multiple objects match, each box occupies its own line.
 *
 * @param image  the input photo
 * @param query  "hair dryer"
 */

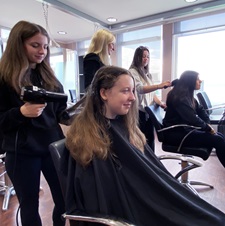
xmin=20 ymin=86 xmax=68 ymax=104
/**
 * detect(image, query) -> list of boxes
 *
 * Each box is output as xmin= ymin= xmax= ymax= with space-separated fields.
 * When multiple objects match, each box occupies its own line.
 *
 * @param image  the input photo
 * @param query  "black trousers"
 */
xmin=5 ymin=152 xmax=65 ymax=226
xmin=139 ymin=110 xmax=155 ymax=152
xmin=164 ymin=129 xmax=225 ymax=168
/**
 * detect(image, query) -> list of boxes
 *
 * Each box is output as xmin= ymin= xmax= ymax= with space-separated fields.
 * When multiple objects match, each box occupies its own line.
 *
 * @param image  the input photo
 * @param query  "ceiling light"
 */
xmin=57 ymin=31 xmax=67 ymax=35
xmin=185 ymin=0 xmax=198 ymax=3
xmin=107 ymin=17 xmax=117 ymax=23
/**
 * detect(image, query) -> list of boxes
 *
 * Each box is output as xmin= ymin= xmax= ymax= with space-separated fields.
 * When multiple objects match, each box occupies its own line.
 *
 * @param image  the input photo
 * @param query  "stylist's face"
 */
xmin=195 ymin=76 xmax=202 ymax=90
xmin=108 ymin=42 xmax=115 ymax=55
xmin=100 ymin=74 xmax=135 ymax=119
xmin=24 ymin=33 xmax=48 ymax=68
xmin=142 ymin=50 xmax=149 ymax=67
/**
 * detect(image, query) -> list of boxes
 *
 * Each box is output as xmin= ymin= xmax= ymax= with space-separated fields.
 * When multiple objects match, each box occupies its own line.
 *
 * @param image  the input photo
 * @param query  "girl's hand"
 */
xmin=20 ymin=102 xmax=46 ymax=117
xmin=210 ymin=129 xmax=216 ymax=135
xmin=207 ymin=124 xmax=216 ymax=135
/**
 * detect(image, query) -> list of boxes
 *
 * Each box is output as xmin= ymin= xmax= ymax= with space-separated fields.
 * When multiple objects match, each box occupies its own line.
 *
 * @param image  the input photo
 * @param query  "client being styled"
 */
xmin=163 ymin=70 xmax=225 ymax=168
xmin=65 ymin=66 xmax=225 ymax=226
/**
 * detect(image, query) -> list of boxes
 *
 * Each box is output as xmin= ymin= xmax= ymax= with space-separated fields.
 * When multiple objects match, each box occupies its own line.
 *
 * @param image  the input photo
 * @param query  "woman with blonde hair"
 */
xmin=83 ymin=29 xmax=116 ymax=89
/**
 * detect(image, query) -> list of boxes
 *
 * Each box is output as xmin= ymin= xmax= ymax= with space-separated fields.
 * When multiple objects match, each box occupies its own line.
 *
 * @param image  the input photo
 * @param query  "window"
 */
xmin=0 ymin=27 xmax=10 ymax=58
xmin=50 ymin=49 xmax=78 ymax=98
xmin=173 ymin=13 xmax=225 ymax=107
xmin=50 ymin=54 xmax=64 ymax=82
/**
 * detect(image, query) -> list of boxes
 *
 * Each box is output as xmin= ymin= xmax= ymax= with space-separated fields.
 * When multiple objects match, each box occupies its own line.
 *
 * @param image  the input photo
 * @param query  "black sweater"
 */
xmin=83 ymin=53 xmax=104 ymax=89
xmin=0 ymin=69 xmax=67 ymax=156
xmin=163 ymin=97 xmax=211 ymax=132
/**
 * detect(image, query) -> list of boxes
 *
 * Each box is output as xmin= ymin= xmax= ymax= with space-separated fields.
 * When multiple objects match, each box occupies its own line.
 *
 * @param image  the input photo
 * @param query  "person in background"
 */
xmin=129 ymin=46 xmax=171 ymax=151
xmin=0 ymin=21 xmax=66 ymax=226
xmin=83 ymin=28 xmax=116 ymax=90
xmin=65 ymin=65 xmax=225 ymax=226
xmin=163 ymin=70 xmax=225 ymax=168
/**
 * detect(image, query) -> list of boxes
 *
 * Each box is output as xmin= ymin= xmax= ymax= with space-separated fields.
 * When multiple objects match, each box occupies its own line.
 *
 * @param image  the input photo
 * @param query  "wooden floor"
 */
xmin=0 ymin=142 xmax=225 ymax=225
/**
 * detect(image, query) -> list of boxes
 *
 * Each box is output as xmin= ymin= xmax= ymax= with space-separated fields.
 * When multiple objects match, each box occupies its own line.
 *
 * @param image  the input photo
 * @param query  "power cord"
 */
xmin=13 ymin=129 xmax=21 ymax=226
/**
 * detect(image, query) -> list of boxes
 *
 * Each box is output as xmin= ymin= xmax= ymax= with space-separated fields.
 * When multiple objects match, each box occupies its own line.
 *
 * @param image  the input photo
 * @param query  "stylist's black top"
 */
xmin=83 ymin=53 xmax=104 ymax=89
xmin=0 ymin=69 xmax=67 ymax=156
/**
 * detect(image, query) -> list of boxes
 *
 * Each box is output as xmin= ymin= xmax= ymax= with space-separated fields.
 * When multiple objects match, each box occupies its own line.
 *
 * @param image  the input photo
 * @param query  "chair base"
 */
xmin=2 ymin=185 xmax=15 ymax=211
xmin=63 ymin=213 xmax=135 ymax=226
xmin=0 ymin=173 xmax=15 ymax=211
xmin=181 ymin=180 xmax=214 ymax=196
xmin=159 ymin=154 xmax=214 ymax=195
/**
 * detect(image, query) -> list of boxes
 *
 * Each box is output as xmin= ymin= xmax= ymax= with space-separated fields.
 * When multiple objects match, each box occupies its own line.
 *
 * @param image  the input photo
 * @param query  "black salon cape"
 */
xmin=65 ymin=118 xmax=225 ymax=226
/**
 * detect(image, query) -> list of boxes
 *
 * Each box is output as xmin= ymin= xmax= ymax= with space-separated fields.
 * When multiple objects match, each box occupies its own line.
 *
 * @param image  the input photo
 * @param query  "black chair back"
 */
xmin=196 ymin=91 xmax=212 ymax=115
xmin=197 ymin=91 xmax=225 ymax=125
xmin=145 ymin=104 xmax=165 ymax=142
xmin=69 ymin=89 xmax=77 ymax=103
xmin=49 ymin=139 xmax=137 ymax=225
xmin=49 ymin=138 xmax=68 ymax=198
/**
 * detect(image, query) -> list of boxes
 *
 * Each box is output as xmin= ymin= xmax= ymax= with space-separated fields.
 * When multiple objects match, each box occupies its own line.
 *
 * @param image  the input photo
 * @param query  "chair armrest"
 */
xmin=207 ymin=104 xmax=225 ymax=111
xmin=158 ymin=124 xmax=202 ymax=153
xmin=63 ymin=213 xmax=136 ymax=226
xmin=158 ymin=124 xmax=201 ymax=133
xmin=159 ymin=154 xmax=202 ymax=166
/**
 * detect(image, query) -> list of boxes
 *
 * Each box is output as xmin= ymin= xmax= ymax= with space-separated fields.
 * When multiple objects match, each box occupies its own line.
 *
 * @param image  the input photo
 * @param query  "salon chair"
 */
xmin=0 ymin=153 xmax=15 ymax=211
xmin=196 ymin=91 xmax=225 ymax=125
xmin=145 ymin=104 xmax=213 ymax=196
xmin=49 ymin=139 xmax=135 ymax=226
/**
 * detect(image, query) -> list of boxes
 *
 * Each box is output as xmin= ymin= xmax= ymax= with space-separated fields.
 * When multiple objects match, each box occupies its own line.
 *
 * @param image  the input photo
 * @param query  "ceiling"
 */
xmin=0 ymin=0 xmax=225 ymax=44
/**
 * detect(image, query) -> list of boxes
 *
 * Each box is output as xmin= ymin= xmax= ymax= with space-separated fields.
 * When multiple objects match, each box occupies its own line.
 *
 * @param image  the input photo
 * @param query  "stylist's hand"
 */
xmin=20 ymin=102 xmax=46 ymax=117
xmin=158 ymin=81 xmax=171 ymax=89
xmin=160 ymin=102 xmax=167 ymax=109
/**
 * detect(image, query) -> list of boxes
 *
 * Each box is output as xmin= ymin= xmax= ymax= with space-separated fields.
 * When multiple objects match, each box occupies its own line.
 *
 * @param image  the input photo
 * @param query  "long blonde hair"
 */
xmin=66 ymin=66 xmax=146 ymax=167
xmin=86 ymin=29 xmax=116 ymax=65
xmin=0 ymin=20 xmax=61 ymax=93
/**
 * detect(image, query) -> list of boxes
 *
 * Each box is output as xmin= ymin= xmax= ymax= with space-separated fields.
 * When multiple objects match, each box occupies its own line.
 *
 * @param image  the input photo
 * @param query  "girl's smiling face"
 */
xmin=100 ymin=74 xmax=136 ymax=119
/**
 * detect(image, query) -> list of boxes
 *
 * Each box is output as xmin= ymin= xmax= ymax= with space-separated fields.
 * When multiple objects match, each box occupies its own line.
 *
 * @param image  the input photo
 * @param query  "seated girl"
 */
xmin=163 ymin=70 xmax=225 ymax=168
xmin=65 ymin=66 xmax=225 ymax=226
